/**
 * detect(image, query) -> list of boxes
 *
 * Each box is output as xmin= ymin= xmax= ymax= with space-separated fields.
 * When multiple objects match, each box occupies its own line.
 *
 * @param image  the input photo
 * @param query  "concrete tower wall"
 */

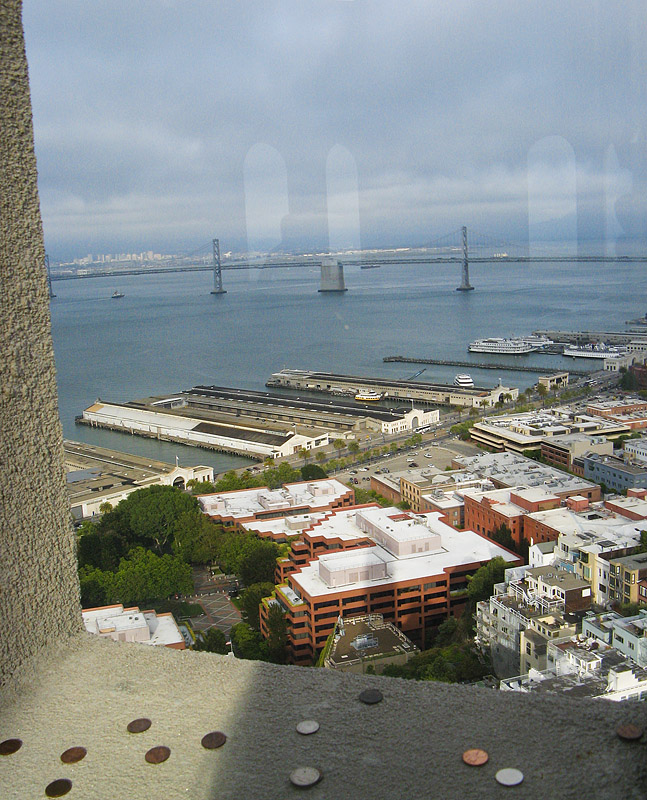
xmin=0 ymin=0 xmax=82 ymax=698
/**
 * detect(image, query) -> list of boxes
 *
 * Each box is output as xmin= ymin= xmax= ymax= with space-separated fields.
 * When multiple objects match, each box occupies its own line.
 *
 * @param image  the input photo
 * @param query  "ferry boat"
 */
xmin=355 ymin=391 xmax=383 ymax=402
xmin=360 ymin=263 xmax=381 ymax=270
xmin=468 ymin=337 xmax=536 ymax=354
xmin=563 ymin=343 xmax=625 ymax=359
xmin=111 ymin=290 xmax=125 ymax=299
xmin=453 ymin=374 xmax=474 ymax=388
xmin=519 ymin=334 xmax=553 ymax=349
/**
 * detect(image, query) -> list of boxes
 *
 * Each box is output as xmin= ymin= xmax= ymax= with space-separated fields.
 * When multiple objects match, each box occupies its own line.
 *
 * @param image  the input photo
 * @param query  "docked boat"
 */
xmin=519 ymin=334 xmax=553 ymax=349
xmin=453 ymin=374 xmax=474 ymax=388
xmin=468 ymin=337 xmax=536 ymax=354
xmin=563 ymin=343 xmax=625 ymax=359
xmin=111 ymin=290 xmax=125 ymax=299
xmin=355 ymin=391 xmax=383 ymax=401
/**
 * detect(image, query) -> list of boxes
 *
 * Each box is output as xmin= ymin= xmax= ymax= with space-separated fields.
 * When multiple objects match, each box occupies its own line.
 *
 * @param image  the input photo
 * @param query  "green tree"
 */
xmin=79 ymin=565 xmax=115 ymax=608
xmin=111 ymin=547 xmax=194 ymax=605
xmin=315 ymin=451 xmax=326 ymax=465
xmin=193 ymin=627 xmax=229 ymax=654
xmin=333 ymin=439 xmax=345 ymax=454
xmin=240 ymin=582 xmax=275 ymax=630
xmin=172 ymin=510 xmax=220 ymax=564
xmin=238 ymin=540 xmax=279 ymax=586
xmin=265 ymin=602 xmax=288 ymax=664
xmin=104 ymin=485 xmax=199 ymax=554
xmin=301 ymin=464 xmax=328 ymax=480
xmin=186 ymin=479 xmax=216 ymax=495
xmin=230 ymin=622 xmax=269 ymax=661
xmin=99 ymin=501 xmax=113 ymax=514
xmin=491 ymin=523 xmax=515 ymax=551
xmin=297 ymin=447 xmax=309 ymax=464
xmin=348 ymin=440 xmax=360 ymax=457
xmin=466 ymin=557 xmax=508 ymax=604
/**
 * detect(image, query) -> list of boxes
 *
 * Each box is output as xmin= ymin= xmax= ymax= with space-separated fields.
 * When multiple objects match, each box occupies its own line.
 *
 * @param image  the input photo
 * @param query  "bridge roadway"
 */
xmin=50 ymin=253 xmax=647 ymax=281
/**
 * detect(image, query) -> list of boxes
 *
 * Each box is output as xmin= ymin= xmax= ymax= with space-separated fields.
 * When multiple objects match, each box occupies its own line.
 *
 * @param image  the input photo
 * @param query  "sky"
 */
xmin=23 ymin=0 xmax=647 ymax=259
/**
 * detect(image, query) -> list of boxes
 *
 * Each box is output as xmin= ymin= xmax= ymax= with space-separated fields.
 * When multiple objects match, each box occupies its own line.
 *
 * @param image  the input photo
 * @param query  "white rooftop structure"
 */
xmin=198 ymin=479 xmax=351 ymax=520
xmin=290 ymin=509 xmax=518 ymax=598
xmin=82 ymin=604 xmax=185 ymax=649
xmin=527 ymin=504 xmax=644 ymax=548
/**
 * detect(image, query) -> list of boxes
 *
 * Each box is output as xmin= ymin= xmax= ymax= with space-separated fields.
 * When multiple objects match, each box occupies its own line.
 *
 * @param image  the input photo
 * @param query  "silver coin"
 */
xmin=495 ymin=768 xmax=524 ymax=786
xmin=290 ymin=766 xmax=322 ymax=787
xmin=296 ymin=720 xmax=320 ymax=735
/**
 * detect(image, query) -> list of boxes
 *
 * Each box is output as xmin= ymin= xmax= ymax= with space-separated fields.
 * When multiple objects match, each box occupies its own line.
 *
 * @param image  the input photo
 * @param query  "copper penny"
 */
xmin=127 ymin=718 xmax=152 ymax=734
xmin=45 ymin=778 xmax=73 ymax=797
xmin=145 ymin=745 xmax=171 ymax=764
xmin=462 ymin=748 xmax=489 ymax=766
xmin=201 ymin=731 xmax=226 ymax=749
xmin=61 ymin=746 xmax=87 ymax=764
xmin=0 ymin=738 xmax=22 ymax=755
xmin=359 ymin=688 xmax=383 ymax=705
xmin=617 ymin=723 xmax=644 ymax=741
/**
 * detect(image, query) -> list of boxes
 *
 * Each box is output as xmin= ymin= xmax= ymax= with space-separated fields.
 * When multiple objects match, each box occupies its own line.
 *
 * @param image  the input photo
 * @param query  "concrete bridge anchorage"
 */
xmin=318 ymin=256 xmax=347 ymax=293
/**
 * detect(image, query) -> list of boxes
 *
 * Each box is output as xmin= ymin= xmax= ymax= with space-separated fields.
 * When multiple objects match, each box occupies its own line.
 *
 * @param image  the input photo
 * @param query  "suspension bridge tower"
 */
xmin=44 ymin=253 xmax=55 ymax=298
xmin=210 ymin=238 xmax=226 ymax=294
xmin=456 ymin=226 xmax=474 ymax=291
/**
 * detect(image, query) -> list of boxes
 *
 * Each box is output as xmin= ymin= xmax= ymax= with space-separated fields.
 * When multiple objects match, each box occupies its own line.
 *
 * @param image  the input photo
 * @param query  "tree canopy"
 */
xmin=466 ymin=557 xmax=508 ymax=604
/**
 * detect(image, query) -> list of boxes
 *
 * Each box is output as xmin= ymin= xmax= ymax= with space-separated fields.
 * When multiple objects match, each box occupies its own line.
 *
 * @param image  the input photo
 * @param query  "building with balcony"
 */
xmin=501 ymin=639 xmax=647 ymax=701
xmin=262 ymin=507 xmax=521 ymax=663
xmin=583 ymin=610 xmax=647 ymax=668
xmin=607 ymin=551 xmax=647 ymax=605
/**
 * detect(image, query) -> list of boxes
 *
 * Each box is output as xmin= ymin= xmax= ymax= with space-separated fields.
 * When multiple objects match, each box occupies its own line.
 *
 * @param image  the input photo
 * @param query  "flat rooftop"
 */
xmin=187 ymin=384 xmax=414 ymax=421
xmin=198 ymin=479 xmax=351 ymax=519
xmin=291 ymin=512 xmax=519 ymax=598
xmin=326 ymin=616 xmax=418 ymax=667
xmin=453 ymin=450 xmax=599 ymax=494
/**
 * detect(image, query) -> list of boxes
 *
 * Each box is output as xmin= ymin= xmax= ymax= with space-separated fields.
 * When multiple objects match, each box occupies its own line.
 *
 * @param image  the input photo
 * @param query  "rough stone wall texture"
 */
xmin=0 ymin=0 xmax=81 ymax=698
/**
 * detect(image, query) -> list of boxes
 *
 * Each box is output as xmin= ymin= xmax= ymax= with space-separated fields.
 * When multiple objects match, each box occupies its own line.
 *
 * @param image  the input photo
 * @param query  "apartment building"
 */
xmin=582 ymin=453 xmax=647 ymax=494
xmin=539 ymin=433 xmax=612 ymax=474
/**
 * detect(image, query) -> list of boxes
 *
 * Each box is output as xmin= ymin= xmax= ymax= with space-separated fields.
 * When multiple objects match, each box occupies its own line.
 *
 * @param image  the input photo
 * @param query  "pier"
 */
xmin=383 ymin=355 xmax=590 ymax=376
xmin=534 ymin=330 xmax=647 ymax=345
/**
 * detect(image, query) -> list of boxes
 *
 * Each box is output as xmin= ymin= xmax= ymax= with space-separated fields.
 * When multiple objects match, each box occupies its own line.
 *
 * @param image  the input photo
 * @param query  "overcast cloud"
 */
xmin=22 ymin=0 xmax=647 ymax=258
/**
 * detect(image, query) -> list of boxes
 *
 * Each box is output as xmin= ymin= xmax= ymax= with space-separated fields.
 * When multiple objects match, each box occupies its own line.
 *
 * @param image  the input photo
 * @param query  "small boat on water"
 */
xmin=355 ymin=391 xmax=383 ymax=401
xmin=453 ymin=374 xmax=474 ymax=388
xmin=360 ymin=264 xmax=381 ymax=270
xmin=111 ymin=290 xmax=125 ymax=299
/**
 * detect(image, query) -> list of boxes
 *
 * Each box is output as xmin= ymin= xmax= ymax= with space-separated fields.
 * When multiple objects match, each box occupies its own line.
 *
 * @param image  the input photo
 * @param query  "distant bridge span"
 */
xmin=47 ymin=226 xmax=647 ymax=296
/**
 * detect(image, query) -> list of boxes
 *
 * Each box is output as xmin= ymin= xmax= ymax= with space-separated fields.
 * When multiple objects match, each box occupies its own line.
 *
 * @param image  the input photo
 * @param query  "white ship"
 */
xmin=563 ymin=343 xmax=625 ymax=359
xmin=519 ymin=334 xmax=553 ymax=349
xmin=453 ymin=374 xmax=474 ymax=388
xmin=468 ymin=337 xmax=537 ymax=354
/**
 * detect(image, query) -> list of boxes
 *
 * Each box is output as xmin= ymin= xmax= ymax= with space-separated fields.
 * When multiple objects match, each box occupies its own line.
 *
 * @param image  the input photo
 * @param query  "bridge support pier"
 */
xmin=318 ymin=257 xmax=347 ymax=292
xmin=210 ymin=237 xmax=226 ymax=294
xmin=456 ymin=225 xmax=474 ymax=291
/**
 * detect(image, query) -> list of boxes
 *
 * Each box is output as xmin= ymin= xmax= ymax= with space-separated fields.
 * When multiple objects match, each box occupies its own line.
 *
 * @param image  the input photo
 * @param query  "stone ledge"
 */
xmin=0 ymin=633 xmax=646 ymax=799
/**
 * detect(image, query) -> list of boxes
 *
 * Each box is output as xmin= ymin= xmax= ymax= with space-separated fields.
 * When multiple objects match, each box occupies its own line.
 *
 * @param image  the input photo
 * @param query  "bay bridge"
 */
xmin=46 ymin=227 xmax=647 ymax=298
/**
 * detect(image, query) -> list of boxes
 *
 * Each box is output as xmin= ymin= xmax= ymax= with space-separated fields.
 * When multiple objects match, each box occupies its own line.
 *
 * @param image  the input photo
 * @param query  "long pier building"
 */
xmin=79 ymin=384 xmax=438 ymax=459
xmin=267 ymin=369 xmax=518 ymax=408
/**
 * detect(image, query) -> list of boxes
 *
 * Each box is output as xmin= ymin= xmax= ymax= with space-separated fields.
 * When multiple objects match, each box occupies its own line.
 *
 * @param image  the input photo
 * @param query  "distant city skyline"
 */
xmin=24 ymin=1 xmax=647 ymax=260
